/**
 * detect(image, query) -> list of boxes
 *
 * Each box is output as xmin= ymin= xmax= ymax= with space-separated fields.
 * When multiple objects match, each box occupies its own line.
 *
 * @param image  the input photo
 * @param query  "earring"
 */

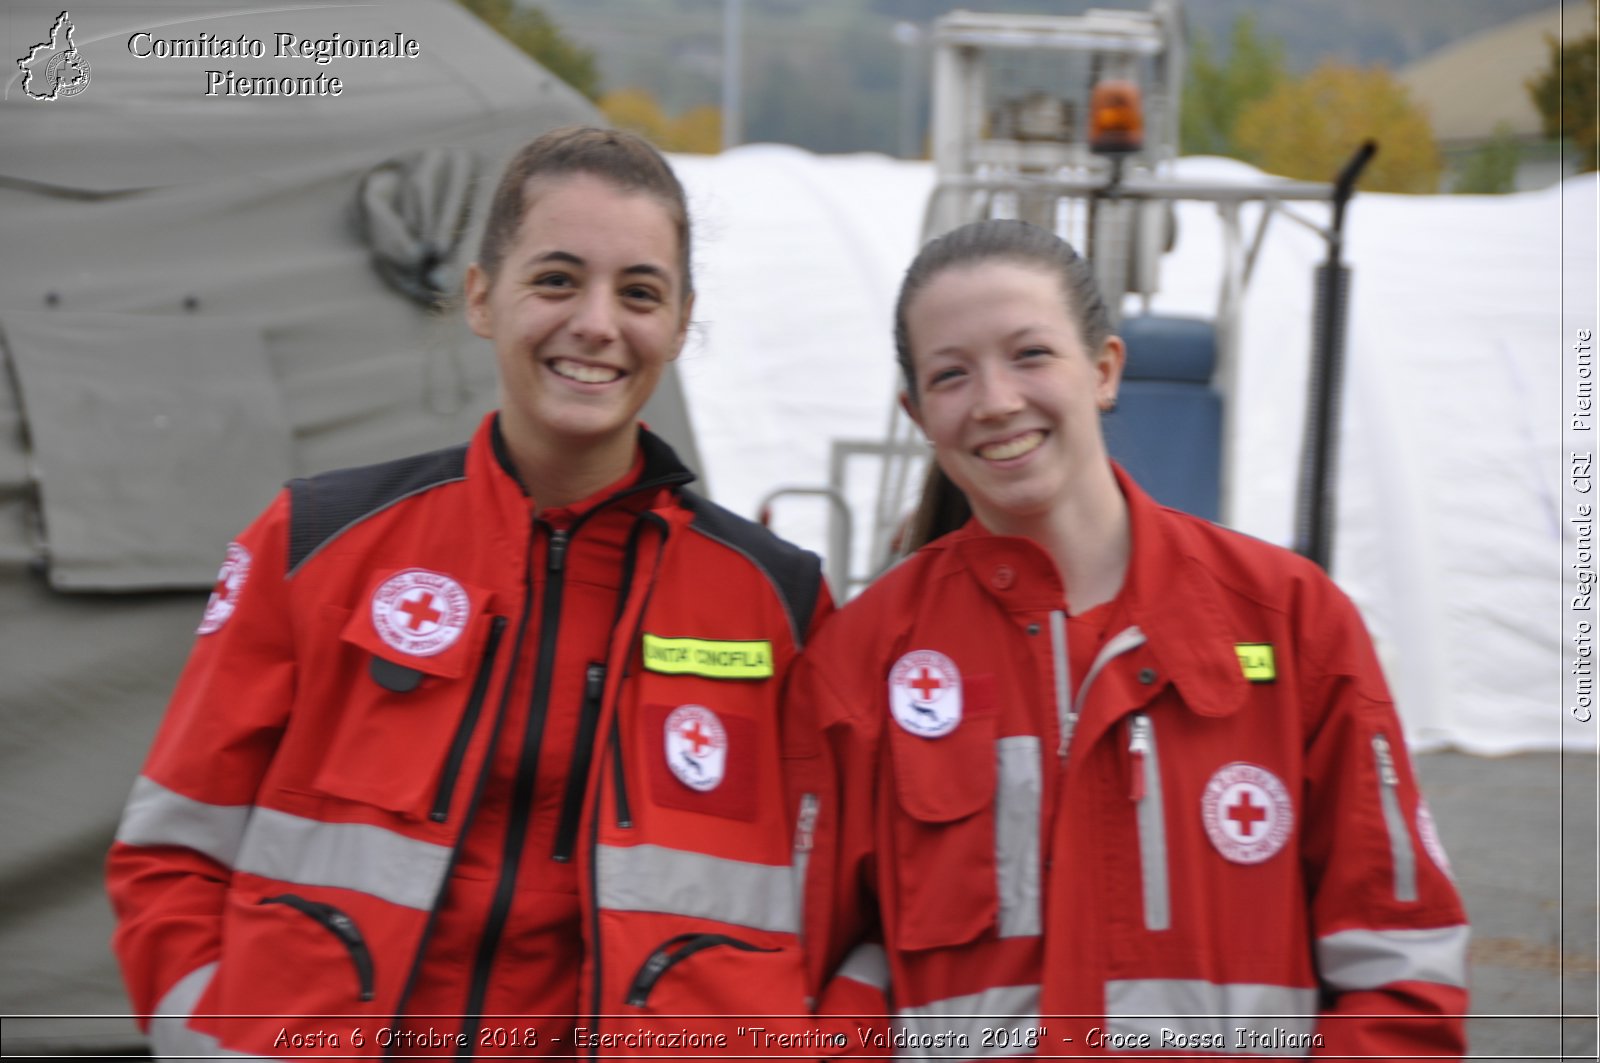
xmin=1100 ymin=396 xmax=1118 ymax=413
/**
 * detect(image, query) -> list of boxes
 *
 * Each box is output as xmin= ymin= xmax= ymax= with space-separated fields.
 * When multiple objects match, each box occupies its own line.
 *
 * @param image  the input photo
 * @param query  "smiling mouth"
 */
xmin=549 ymin=358 xmax=624 ymax=385
xmin=977 ymin=430 xmax=1045 ymax=461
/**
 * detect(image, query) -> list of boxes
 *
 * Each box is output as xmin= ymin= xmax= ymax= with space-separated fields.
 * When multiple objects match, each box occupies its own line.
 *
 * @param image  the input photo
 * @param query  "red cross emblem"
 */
xmin=397 ymin=590 xmax=442 ymax=632
xmin=1227 ymin=791 xmax=1268 ymax=836
xmin=1202 ymin=763 xmax=1293 ymax=865
xmin=909 ymin=667 xmax=943 ymax=700
xmin=370 ymin=569 xmax=471 ymax=657
xmin=679 ymin=719 xmax=712 ymax=755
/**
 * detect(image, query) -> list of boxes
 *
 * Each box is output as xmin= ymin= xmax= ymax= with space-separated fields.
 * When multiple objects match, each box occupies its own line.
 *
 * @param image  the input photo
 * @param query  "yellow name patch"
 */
xmin=1235 ymin=643 xmax=1276 ymax=682
xmin=642 ymin=634 xmax=774 ymax=680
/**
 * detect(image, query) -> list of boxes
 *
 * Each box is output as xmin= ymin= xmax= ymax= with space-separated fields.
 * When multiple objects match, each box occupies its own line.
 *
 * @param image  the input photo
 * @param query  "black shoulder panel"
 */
xmin=681 ymin=490 xmax=824 ymax=648
xmin=287 ymin=444 xmax=469 ymax=575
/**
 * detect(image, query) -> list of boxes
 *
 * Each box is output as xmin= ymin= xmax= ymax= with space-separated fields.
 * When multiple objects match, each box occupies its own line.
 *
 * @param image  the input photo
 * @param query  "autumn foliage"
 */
xmin=1234 ymin=63 xmax=1444 ymax=193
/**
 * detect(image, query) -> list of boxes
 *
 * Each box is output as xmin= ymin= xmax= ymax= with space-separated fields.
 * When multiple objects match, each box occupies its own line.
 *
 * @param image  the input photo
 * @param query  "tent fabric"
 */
xmin=355 ymin=147 xmax=480 ymax=309
xmin=3 ymin=310 xmax=293 ymax=589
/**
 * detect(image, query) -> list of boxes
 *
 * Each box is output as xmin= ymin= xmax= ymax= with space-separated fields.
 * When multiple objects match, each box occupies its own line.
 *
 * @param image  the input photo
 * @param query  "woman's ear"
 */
xmin=669 ymin=293 xmax=695 ymax=362
xmin=1094 ymin=334 xmax=1127 ymax=410
xmin=899 ymin=390 xmax=925 ymax=434
xmin=464 ymin=263 xmax=492 ymax=340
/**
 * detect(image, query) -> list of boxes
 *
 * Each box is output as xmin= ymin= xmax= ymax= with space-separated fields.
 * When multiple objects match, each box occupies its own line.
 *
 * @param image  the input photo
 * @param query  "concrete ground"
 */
xmin=1415 ymin=752 xmax=1598 ymax=1061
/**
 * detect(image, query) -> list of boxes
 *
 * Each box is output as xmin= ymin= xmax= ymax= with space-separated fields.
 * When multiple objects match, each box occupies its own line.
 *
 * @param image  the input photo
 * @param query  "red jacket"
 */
xmin=787 ymin=467 xmax=1468 ymax=1061
xmin=108 ymin=414 xmax=830 ymax=1059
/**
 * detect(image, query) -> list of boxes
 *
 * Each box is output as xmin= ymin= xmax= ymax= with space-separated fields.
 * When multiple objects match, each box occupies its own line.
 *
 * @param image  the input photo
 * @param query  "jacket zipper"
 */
xmin=459 ymin=524 xmax=570 ymax=1054
xmin=792 ymin=793 xmax=819 ymax=938
xmin=431 ymin=616 xmax=509 ymax=823
xmin=1126 ymin=713 xmax=1170 ymax=931
xmin=260 ymin=894 xmax=375 ymax=1001
xmin=551 ymin=661 xmax=608 ymax=861
xmin=1372 ymin=733 xmax=1417 ymax=902
xmin=1054 ymin=621 xmax=1149 ymax=759
xmin=623 ymin=932 xmax=780 ymax=1007
xmin=588 ymin=514 xmax=669 ymax=1055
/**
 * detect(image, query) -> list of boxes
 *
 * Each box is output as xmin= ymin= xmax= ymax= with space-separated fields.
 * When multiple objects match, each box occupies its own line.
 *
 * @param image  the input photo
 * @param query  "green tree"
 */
xmin=1453 ymin=122 xmax=1521 ymax=194
xmin=454 ymin=0 xmax=601 ymax=100
xmin=1525 ymin=2 xmax=1598 ymax=173
xmin=1234 ymin=63 xmax=1444 ymax=193
xmin=1180 ymin=14 xmax=1287 ymax=157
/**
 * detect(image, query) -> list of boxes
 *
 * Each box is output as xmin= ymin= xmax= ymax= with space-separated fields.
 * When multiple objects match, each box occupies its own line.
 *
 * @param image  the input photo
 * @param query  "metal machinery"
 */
xmin=762 ymin=3 xmax=1367 ymax=597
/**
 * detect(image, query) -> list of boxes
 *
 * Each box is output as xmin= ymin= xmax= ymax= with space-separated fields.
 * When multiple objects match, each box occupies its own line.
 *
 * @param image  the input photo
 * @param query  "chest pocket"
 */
xmin=302 ymin=603 xmax=505 ymax=821
xmin=886 ymin=674 xmax=998 ymax=951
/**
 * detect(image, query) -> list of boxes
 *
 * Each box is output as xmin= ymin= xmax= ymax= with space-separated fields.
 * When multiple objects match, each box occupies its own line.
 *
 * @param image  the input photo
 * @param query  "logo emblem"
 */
xmin=889 ymin=650 xmax=963 ymax=738
xmin=664 ymin=705 xmax=728 ymax=792
xmin=1416 ymin=800 xmax=1453 ymax=878
xmin=370 ymin=569 xmax=470 ymax=657
xmin=197 ymin=542 xmax=251 ymax=635
xmin=1202 ymin=762 xmax=1293 ymax=864
xmin=17 ymin=12 xmax=91 ymax=101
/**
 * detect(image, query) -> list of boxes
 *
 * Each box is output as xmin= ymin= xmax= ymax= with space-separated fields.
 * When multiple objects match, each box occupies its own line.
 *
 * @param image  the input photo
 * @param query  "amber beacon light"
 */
xmin=1088 ymin=78 xmax=1145 ymax=155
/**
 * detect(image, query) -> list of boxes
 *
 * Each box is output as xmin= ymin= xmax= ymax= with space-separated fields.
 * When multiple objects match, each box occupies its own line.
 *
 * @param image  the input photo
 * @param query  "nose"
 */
xmin=568 ymin=288 xmax=619 ymax=346
xmin=972 ymin=362 xmax=1024 ymax=421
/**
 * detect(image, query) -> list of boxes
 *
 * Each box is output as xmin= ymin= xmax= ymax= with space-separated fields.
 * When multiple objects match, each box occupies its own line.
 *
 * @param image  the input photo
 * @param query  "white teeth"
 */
xmin=978 ymin=431 xmax=1044 ymax=461
xmin=551 ymin=359 xmax=622 ymax=384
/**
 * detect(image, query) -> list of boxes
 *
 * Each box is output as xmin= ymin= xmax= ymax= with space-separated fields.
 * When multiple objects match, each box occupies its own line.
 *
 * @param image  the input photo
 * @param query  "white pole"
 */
xmin=722 ymin=0 xmax=743 ymax=151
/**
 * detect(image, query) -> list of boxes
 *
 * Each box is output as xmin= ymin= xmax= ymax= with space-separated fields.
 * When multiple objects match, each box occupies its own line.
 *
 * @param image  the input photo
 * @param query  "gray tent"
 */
xmin=0 ymin=0 xmax=697 ymax=1051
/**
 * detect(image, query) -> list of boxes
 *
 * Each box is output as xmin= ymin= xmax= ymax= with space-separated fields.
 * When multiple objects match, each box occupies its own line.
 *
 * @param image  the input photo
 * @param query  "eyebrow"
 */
xmin=526 ymin=250 xmax=672 ymax=282
xmin=924 ymin=326 xmax=1047 ymax=363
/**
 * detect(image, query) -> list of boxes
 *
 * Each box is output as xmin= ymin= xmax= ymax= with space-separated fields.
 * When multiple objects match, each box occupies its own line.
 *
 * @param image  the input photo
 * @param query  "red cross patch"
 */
xmin=664 ymin=704 xmax=728 ymax=792
xmin=889 ymin=649 xmax=963 ymax=738
xmin=197 ymin=542 xmax=251 ymax=635
xmin=370 ymin=568 xmax=471 ymax=657
xmin=1201 ymin=762 xmax=1293 ymax=864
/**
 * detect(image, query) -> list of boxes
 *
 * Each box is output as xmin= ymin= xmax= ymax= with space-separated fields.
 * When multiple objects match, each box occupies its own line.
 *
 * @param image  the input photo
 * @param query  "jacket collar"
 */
xmin=941 ymin=462 xmax=1250 ymax=719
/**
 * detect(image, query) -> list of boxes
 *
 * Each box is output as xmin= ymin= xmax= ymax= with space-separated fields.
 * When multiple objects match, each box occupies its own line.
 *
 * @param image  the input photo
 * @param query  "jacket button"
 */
xmin=1139 ymin=667 xmax=1157 ymax=685
xmin=991 ymin=564 xmax=1015 ymax=590
xmin=1026 ymin=623 xmax=1040 ymax=635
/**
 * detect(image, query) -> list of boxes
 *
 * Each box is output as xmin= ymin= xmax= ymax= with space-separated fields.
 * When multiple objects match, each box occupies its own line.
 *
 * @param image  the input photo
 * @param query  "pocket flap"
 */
xmin=889 ymin=673 xmax=996 ymax=823
xmin=339 ymin=567 xmax=494 ymax=679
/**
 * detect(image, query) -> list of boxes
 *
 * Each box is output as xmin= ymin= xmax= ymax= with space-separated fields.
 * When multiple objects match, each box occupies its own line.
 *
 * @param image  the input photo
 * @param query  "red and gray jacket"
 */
xmin=107 ymin=414 xmax=829 ymax=1058
xmin=787 ymin=467 xmax=1468 ymax=1060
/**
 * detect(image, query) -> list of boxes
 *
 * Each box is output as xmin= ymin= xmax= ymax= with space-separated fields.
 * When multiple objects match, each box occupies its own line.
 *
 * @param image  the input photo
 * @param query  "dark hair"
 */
xmin=894 ymin=219 xmax=1114 ymax=550
xmin=476 ymin=126 xmax=693 ymax=302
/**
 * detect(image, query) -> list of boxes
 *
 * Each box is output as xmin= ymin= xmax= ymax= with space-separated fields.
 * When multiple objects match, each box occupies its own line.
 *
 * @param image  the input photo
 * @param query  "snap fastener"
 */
xmin=991 ymin=564 xmax=1015 ymax=590
xmin=1138 ymin=667 xmax=1157 ymax=685
xmin=1026 ymin=623 xmax=1040 ymax=635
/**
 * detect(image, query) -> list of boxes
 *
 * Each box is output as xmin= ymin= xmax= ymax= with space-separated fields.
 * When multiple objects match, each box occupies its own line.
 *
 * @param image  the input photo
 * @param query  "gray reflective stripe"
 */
xmin=116 ymin=776 xmax=250 ymax=869
xmin=146 ymin=961 xmax=300 ymax=1061
xmin=1129 ymin=715 xmax=1169 ymax=932
xmin=1372 ymin=734 xmax=1417 ymax=902
xmin=896 ymin=984 xmax=1040 ymax=1059
xmin=836 ymin=942 xmax=890 ymax=991
xmin=1106 ymin=979 xmax=1318 ymax=1056
xmin=235 ymin=807 xmax=450 ymax=911
xmin=1317 ymin=924 xmax=1470 ymax=991
xmin=994 ymin=735 xmax=1041 ymax=938
xmin=597 ymin=843 xmax=798 ymax=933
xmin=1073 ymin=626 xmax=1148 ymax=718
xmin=1049 ymin=610 xmax=1070 ymax=754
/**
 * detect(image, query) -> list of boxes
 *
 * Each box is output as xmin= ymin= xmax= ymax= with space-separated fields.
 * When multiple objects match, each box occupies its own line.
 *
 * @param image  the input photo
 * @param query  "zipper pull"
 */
xmin=1373 ymin=733 xmax=1399 ymax=786
xmin=584 ymin=661 xmax=605 ymax=700
xmin=1128 ymin=714 xmax=1151 ymax=801
xmin=548 ymin=528 xmax=569 ymax=574
xmin=794 ymin=793 xmax=819 ymax=854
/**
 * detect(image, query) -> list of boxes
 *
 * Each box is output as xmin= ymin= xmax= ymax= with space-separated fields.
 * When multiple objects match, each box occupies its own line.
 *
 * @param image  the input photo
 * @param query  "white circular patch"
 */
xmin=1201 ymin=762 xmax=1294 ymax=864
xmin=889 ymin=649 xmax=963 ymax=738
xmin=197 ymin=542 xmax=251 ymax=635
xmin=1416 ymin=800 xmax=1453 ymax=878
xmin=664 ymin=704 xmax=727 ymax=792
xmin=370 ymin=569 xmax=471 ymax=657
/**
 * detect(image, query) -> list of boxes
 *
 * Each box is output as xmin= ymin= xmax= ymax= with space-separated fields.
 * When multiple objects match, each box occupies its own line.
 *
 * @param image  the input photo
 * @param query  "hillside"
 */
xmin=531 ymin=0 xmax=1559 ymax=152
